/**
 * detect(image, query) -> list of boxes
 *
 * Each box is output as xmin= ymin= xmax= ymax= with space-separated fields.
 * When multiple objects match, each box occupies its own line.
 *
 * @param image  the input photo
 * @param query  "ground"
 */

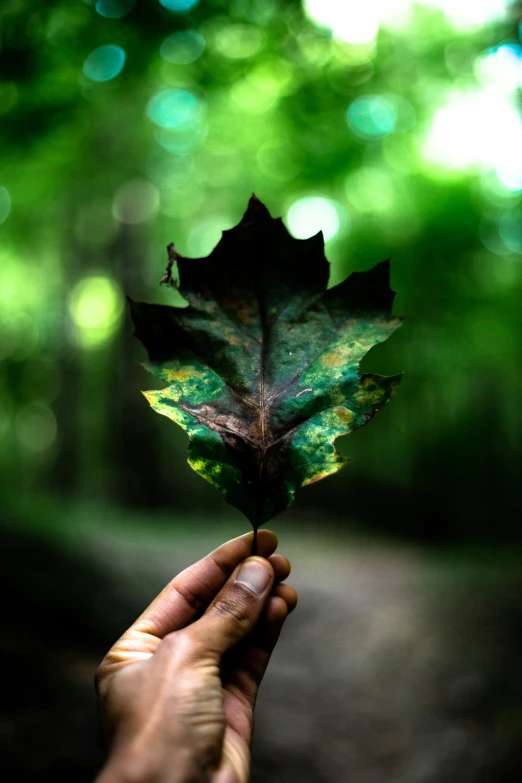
xmin=2 ymin=503 xmax=522 ymax=782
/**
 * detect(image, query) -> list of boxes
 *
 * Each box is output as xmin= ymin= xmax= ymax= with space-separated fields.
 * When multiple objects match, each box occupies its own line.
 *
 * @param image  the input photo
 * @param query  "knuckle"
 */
xmin=169 ymin=579 xmax=204 ymax=613
xmin=213 ymin=590 xmax=252 ymax=626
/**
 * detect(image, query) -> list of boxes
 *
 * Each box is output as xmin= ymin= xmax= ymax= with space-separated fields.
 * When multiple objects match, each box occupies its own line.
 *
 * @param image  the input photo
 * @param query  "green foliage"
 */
xmin=130 ymin=197 xmax=401 ymax=529
xmin=1 ymin=0 xmax=522 ymax=539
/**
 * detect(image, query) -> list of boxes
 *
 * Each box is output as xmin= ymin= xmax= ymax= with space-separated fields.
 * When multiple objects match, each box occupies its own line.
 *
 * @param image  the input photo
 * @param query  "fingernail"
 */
xmin=235 ymin=559 xmax=271 ymax=595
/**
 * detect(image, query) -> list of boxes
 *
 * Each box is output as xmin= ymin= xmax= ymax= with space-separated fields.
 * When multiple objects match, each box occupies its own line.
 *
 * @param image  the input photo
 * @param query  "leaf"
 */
xmin=129 ymin=195 xmax=403 ymax=537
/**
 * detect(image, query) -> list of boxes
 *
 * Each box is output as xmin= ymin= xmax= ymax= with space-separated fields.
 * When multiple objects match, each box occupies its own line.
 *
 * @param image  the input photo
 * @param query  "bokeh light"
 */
xmin=420 ymin=0 xmax=509 ymax=31
xmin=286 ymin=197 xmax=344 ymax=241
xmin=146 ymin=151 xmax=196 ymax=190
xmin=0 ymin=186 xmax=11 ymax=224
xmin=382 ymin=136 xmax=414 ymax=173
xmin=112 ymin=180 xmax=160 ymax=225
xmin=379 ymin=0 xmax=412 ymax=29
xmin=304 ymin=0 xmax=510 ymax=42
xmin=345 ymin=168 xmax=395 ymax=213
xmin=480 ymin=169 xmax=521 ymax=206
xmin=214 ymin=23 xmax=266 ymax=59
xmin=422 ymin=88 xmax=522 ymax=190
xmin=160 ymin=31 xmax=206 ymax=64
xmin=0 ymin=250 xmax=45 ymax=319
xmin=158 ymin=0 xmax=199 ymax=12
xmin=480 ymin=218 xmax=512 ymax=256
xmin=346 ymin=95 xmax=397 ymax=140
xmin=499 ymin=212 xmax=522 ymax=253
xmin=68 ymin=275 xmax=124 ymax=348
xmin=95 ymin=0 xmax=136 ymax=19
xmin=147 ymin=89 xmax=206 ymax=155
xmin=230 ymin=59 xmax=295 ymax=115
xmin=186 ymin=216 xmax=234 ymax=257
xmin=257 ymin=140 xmax=301 ymax=182
xmin=83 ymin=45 xmax=126 ymax=82
xmin=161 ymin=186 xmax=204 ymax=220
xmin=343 ymin=164 xmax=420 ymax=245
xmin=230 ymin=79 xmax=278 ymax=114
xmin=304 ymin=0 xmax=379 ymax=45
xmin=388 ymin=95 xmax=416 ymax=132
xmin=154 ymin=123 xmax=208 ymax=155
xmin=475 ymin=44 xmax=522 ymax=93
xmin=296 ymin=30 xmax=334 ymax=67
xmin=146 ymin=89 xmax=202 ymax=129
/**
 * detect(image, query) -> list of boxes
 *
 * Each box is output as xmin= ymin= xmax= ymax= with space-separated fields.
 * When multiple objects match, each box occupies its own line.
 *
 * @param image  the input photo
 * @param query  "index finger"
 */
xmin=132 ymin=529 xmax=278 ymax=639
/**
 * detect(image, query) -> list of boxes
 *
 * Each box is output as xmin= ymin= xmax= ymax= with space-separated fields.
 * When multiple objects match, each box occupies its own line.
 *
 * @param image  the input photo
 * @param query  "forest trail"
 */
xmin=90 ymin=522 xmax=522 ymax=783
xmin=2 ymin=516 xmax=521 ymax=782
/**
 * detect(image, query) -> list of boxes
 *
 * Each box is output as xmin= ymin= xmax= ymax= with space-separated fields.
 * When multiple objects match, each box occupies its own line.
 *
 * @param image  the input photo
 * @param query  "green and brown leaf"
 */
xmin=129 ymin=196 xmax=403 ymax=533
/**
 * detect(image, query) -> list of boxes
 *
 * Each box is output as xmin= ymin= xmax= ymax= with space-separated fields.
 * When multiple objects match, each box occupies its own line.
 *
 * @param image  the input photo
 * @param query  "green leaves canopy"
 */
xmin=130 ymin=196 xmax=402 ymax=529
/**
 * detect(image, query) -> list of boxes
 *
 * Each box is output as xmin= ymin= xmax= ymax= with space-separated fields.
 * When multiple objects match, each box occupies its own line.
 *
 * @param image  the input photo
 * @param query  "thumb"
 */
xmin=187 ymin=556 xmax=274 ymax=658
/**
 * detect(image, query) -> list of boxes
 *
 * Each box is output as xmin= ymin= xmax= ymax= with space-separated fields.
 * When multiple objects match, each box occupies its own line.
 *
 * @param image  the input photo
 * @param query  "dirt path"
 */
xmin=3 ymin=516 xmax=521 ymax=782
xmin=88 ymin=524 xmax=522 ymax=783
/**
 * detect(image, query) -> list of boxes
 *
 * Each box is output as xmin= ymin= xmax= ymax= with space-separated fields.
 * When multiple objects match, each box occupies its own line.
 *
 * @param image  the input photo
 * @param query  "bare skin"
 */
xmin=95 ymin=530 xmax=297 ymax=783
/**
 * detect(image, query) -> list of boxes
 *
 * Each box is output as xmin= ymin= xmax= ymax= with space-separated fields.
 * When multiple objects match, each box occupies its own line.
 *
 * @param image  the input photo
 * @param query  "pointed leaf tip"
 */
xmin=242 ymin=194 xmax=272 ymax=224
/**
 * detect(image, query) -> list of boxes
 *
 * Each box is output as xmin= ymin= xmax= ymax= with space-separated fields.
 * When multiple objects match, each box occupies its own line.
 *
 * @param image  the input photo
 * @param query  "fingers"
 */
xmin=132 ymin=530 xmax=278 ymax=639
xmin=221 ymin=590 xmax=297 ymax=744
xmin=267 ymin=553 xmax=290 ymax=585
xmin=186 ymin=557 xmax=275 ymax=657
xmin=271 ymin=582 xmax=298 ymax=613
xmin=228 ymin=585 xmax=298 ymax=697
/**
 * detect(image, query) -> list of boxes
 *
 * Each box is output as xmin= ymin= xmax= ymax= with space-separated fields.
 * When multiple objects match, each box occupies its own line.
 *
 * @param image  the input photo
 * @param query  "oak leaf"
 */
xmin=129 ymin=196 xmax=402 ymax=546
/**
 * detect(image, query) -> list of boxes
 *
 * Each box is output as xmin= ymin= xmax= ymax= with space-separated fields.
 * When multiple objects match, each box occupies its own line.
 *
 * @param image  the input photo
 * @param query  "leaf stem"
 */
xmin=251 ymin=526 xmax=257 ymax=557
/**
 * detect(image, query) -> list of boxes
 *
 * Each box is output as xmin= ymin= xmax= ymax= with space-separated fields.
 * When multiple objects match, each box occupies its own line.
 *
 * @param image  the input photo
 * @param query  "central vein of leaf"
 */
xmin=256 ymin=275 xmax=267 ymax=479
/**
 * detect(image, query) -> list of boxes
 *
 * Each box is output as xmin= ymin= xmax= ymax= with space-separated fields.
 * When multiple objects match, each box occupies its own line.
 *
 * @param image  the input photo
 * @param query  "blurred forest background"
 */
xmin=1 ymin=1 xmax=522 ymax=781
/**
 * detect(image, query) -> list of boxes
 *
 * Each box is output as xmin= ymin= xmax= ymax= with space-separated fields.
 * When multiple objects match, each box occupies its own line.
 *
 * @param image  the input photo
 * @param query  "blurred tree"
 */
xmin=1 ymin=0 xmax=521 ymax=539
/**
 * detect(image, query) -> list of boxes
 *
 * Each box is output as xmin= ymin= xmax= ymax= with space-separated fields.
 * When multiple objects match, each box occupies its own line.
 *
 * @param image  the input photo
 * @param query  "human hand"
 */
xmin=94 ymin=530 xmax=297 ymax=783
